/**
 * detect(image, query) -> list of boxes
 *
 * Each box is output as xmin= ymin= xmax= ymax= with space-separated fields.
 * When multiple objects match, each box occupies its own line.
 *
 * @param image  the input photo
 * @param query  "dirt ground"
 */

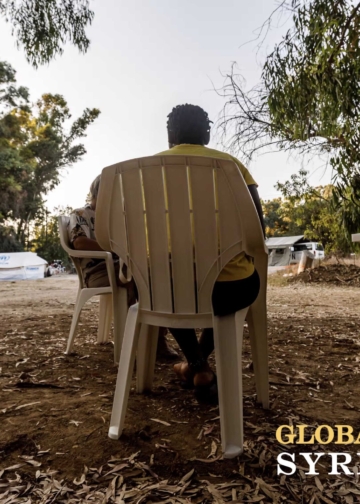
xmin=2 ymin=274 xmax=360 ymax=502
xmin=291 ymin=263 xmax=360 ymax=287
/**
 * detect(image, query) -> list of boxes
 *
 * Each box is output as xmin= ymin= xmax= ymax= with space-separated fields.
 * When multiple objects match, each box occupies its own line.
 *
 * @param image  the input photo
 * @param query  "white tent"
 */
xmin=0 ymin=252 xmax=48 ymax=281
xmin=266 ymin=236 xmax=304 ymax=266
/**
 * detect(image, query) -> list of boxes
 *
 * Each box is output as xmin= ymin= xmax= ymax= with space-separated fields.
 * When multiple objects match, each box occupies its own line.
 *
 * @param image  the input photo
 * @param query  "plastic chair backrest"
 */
xmin=58 ymin=215 xmax=85 ymax=288
xmin=96 ymin=156 xmax=265 ymax=315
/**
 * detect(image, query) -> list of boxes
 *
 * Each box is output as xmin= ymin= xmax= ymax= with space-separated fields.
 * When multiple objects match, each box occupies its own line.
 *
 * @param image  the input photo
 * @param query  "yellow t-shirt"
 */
xmin=156 ymin=144 xmax=257 ymax=282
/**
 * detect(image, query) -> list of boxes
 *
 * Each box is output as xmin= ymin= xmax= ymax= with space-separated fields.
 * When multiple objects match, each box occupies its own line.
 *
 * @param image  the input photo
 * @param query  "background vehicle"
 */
xmin=291 ymin=242 xmax=325 ymax=262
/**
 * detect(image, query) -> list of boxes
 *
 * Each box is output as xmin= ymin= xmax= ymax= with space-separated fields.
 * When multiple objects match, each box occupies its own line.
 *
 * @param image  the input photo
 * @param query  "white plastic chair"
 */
xmin=96 ymin=155 xmax=269 ymax=458
xmin=58 ymin=216 xmax=128 ymax=363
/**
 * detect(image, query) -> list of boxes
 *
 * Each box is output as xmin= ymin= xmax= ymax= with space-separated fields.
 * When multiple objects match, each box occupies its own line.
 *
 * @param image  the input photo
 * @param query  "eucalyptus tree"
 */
xmin=218 ymin=0 xmax=360 ymax=187
xmin=0 ymin=0 xmax=94 ymax=67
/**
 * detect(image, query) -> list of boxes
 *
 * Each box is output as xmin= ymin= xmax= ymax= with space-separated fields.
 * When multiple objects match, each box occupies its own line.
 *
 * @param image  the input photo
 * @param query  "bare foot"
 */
xmin=174 ymin=361 xmax=216 ymax=390
xmin=173 ymin=362 xmax=193 ymax=385
xmin=193 ymin=362 xmax=215 ymax=388
xmin=193 ymin=363 xmax=218 ymax=404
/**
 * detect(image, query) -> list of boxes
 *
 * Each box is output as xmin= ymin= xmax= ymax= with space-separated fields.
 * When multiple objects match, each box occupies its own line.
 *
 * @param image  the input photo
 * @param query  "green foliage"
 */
xmin=332 ymin=178 xmax=360 ymax=246
xmin=0 ymin=0 xmax=94 ymax=67
xmin=266 ymin=170 xmax=360 ymax=254
xmin=262 ymin=198 xmax=289 ymax=237
xmin=0 ymin=60 xmax=100 ymax=251
xmin=0 ymin=61 xmax=29 ymax=107
xmin=218 ymin=0 xmax=360 ymax=186
xmin=0 ymin=224 xmax=23 ymax=251
xmin=32 ymin=206 xmax=73 ymax=265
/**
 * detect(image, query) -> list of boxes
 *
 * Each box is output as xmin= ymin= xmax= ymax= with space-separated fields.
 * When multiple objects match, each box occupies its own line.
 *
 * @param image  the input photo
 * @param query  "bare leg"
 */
xmin=199 ymin=328 xmax=214 ymax=359
xmin=168 ymin=328 xmax=215 ymax=388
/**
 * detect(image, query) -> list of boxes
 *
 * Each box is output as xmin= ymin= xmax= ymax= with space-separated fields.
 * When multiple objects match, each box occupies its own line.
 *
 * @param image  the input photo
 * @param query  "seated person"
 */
xmin=156 ymin=103 xmax=265 ymax=400
xmin=68 ymin=174 xmax=178 ymax=359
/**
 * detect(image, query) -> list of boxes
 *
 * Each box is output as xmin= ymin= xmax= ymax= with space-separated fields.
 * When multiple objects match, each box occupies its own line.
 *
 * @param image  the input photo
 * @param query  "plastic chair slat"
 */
xmin=121 ymin=167 xmax=151 ymax=310
xmin=189 ymin=162 xmax=219 ymax=312
xmin=142 ymin=166 xmax=173 ymax=312
xmin=164 ymin=161 xmax=196 ymax=314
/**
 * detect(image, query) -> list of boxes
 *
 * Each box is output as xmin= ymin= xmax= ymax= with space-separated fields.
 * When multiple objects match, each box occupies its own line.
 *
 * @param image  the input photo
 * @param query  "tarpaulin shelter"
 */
xmin=266 ymin=236 xmax=304 ymax=266
xmin=0 ymin=252 xmax=47 ymax=281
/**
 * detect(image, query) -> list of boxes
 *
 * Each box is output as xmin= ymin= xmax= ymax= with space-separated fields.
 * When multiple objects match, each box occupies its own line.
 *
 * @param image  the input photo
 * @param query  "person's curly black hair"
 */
xmin=167 ymin=104 xmax=213 ymax=146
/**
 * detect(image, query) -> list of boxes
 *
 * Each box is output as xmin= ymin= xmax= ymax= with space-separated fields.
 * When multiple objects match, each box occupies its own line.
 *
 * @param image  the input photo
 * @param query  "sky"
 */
xmin=0 ymin=0 xmax=332 ymax=213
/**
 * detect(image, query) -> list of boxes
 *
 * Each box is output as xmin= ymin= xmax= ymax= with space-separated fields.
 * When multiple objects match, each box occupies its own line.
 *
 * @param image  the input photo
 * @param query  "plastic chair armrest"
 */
xmin=68 ymin=249 xmax=113 ymax=260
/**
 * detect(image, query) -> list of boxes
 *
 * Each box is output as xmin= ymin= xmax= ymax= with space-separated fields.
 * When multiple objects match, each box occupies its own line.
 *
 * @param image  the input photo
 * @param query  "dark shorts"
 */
xmin=211 ymin=269 xmax=260 ymax=317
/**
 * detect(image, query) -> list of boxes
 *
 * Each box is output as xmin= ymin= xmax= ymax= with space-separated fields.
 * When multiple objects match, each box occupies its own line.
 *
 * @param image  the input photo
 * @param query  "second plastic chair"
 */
xmin=58 ymin=216 xmax=128 ymax=363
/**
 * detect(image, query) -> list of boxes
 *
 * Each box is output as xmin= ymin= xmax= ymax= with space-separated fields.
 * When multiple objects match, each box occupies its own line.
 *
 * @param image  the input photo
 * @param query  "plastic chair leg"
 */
xmin=248 ymin=253 xmax=269 ymax=409
xmin=247 ymin=301 xmax=269 ymax=409
xmin=213 ymin=308 xmax=248 ymax=459
xmin=97 ymin=294 xmax=113 ymax=343
xmin=136 ymin=325 xmax=159 ymax=393
xmin=65 ymin=288 xmax=94 ymax=354
xmin=108 ymin=303 xmax=141 ymax=440
xmin=112 ymin=286 xmax=128 ymax=365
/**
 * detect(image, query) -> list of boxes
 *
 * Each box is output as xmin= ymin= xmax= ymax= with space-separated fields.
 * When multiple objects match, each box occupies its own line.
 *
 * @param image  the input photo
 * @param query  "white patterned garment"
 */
xmin=68 ymin=204 xmax=103 ymax=274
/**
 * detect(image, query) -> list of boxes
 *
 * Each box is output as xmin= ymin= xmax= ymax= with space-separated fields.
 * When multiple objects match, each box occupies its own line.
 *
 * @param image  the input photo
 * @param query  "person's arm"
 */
xmin=73 ymin=236 xmax=104 ymax=251
xmin=248 ymin=184 xmax=265 ymax=237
